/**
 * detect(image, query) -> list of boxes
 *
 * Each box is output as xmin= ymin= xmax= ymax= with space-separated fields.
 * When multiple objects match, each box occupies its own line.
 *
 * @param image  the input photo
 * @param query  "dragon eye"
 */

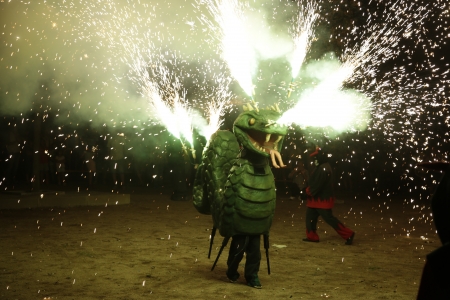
xmin=249 ymin=118 xmax=256 ymax=125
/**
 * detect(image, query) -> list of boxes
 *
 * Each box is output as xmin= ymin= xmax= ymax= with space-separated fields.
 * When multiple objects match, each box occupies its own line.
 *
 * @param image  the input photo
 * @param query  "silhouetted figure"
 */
xmin=303 ymin=147 xmax=355 ymax=245
xmin=417 ymin=162 xmax=450 ymax=299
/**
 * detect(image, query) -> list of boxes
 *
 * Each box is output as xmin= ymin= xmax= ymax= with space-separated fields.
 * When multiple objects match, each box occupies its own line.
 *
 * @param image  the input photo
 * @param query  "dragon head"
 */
xmin=233 ymin=104 xmax=288 ymax=168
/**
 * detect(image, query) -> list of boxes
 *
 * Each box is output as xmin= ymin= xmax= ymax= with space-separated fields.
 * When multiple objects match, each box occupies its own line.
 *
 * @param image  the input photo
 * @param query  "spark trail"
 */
xmin=61 ymin=0 xmax=233 ymax=144
xmin=279 ymin=0 xmax=430 ymax=132
xmin=1 ymin=0 xmax=449 ymax=198
xmin=200 ymin=0 xmax=256 ymax=97
xmin=288 ymin=1 xmax=319 ymax=79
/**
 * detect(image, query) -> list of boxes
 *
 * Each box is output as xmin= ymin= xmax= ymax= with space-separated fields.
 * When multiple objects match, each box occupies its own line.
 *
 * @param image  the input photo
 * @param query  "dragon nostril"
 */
xmin=249 ymin=118 xmax=256 ymax=125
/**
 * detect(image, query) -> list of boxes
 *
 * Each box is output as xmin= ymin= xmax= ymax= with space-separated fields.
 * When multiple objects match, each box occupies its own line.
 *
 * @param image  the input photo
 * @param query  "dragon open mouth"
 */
xmin=245 ymin=129 xmax=286 ymax=168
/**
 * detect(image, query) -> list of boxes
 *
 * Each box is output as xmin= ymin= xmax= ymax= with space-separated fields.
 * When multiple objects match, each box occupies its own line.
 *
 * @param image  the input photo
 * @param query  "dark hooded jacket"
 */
xmin=306 ymin=149 xmax=335 ymax=209
xmin=417 ymin=164 xmax=450 ymax=299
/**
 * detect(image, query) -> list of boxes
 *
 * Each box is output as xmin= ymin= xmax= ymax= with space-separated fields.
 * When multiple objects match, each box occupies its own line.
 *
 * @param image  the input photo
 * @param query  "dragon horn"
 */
xmin=251 ymin=100 xmax=259 ymax=112
xmin=274 ymin=103 xmax=281 ymax=113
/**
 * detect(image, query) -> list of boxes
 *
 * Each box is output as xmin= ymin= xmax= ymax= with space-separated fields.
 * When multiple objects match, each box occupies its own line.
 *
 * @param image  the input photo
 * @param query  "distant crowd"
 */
xmin=1 ymin=116 xmax=425 ymax=197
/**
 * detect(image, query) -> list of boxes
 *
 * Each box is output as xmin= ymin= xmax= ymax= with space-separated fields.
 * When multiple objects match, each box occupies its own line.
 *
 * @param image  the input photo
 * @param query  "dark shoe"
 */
xmin=226 ymin=271 xmax=239 ymax=283
xmin=302 ymin=238 xmax=319 ymax=243
xmin=345 ymin=232 xmax=355 ymax=245
xmin=246 ymin=276 xmax=262 ymax=289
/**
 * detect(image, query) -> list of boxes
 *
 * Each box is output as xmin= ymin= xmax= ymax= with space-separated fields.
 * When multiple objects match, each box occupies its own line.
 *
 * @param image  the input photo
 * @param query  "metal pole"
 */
xmin=208 ymin=227 xmax=216 ymax=259
xmin=264 ymin=234 xmax=271 ymax=275
xmin=211 ymin=236 xmax=230 ymax=271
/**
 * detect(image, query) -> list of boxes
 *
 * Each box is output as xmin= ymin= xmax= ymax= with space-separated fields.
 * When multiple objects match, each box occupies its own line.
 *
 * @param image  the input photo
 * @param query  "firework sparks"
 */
xmin=288 ymin=1 xmax=319 ymax=79
xmin=202 ymin=0 xmax=256 ymax=97
xmin=199 ymin=99 xmax=227 ymax=148
xmin=279 ymin=0 xmax=431 ymax=133
xmin=1 ymin=5 xmax=450 ymax=298
xmin=0 ymin=0 xmax=448 ymax=204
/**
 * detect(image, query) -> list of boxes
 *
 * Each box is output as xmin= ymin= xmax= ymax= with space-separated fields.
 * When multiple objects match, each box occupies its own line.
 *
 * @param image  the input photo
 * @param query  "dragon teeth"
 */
xmin=265 ymin=133 xmax=271 ymax=142
xmin=275 ymin=135 xmax=282 ymax=143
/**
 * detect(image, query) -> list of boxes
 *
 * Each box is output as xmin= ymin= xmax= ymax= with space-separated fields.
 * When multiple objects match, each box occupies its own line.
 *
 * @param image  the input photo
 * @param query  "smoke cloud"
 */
xmin=0 ymin=1 xmax=224 ymax=128
xmin=0 ymin=0 xmax=357 ymax=135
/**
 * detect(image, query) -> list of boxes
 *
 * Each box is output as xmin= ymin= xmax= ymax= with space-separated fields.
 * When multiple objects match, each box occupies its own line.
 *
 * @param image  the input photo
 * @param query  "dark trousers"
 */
xmin=226 ymin=235 xmax=261 ymax=281
xmin=305 ymin=207 xmax=353 ymax=241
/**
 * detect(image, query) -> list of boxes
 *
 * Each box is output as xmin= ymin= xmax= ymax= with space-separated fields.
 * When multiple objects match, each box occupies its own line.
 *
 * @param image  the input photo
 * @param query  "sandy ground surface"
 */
xmin=0 ymin=186 xmax=437 ymax=300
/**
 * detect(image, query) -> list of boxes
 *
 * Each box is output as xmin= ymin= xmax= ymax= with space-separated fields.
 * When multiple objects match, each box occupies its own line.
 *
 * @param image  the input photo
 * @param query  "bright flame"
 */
xmin=173 ymin=94 xmax=194 ymax=147
xmin=279 ymin=86 xmax=371 ymax=132
xmin=131 ymin=53 xmax=194 ymax=146
xmin=289 ymin=1 xmax=318 ymax=78
xmin=279 ymin=54 xmax=371 ymax=131
xmin=206 ymin=0 xmax=255 ymax=96
xmin=201 ymin=100 xmax=227 ymax=145
xmin=280 ymin=2 xmax=423 ymax=132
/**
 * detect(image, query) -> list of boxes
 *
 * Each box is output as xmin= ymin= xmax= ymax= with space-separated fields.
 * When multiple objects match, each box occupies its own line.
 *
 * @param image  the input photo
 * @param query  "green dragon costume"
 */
xmin=193 ymin=103 xmax=288 ymax=273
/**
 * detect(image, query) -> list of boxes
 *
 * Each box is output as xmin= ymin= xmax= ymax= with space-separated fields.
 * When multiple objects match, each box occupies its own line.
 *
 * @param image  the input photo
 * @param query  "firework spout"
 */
xmin=204 ymin=0 xmax=256 ymax=97
xmin=279 ymin=85 xmax=371 ymax=132
xmin=278 ymin=54 xmax=372 ymax=132
xmin=288 ymin=1 xmax=318 ymax=78
xmin=287 ymin=78 xmax=294 ymax=99
xmin=134 ymin=56 xmax=195 ymax=149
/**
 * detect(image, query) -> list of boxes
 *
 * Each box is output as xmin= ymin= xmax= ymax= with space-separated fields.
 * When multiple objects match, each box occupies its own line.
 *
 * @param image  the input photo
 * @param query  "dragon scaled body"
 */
xmin=193 ymin=108 xmax=288 ymax=238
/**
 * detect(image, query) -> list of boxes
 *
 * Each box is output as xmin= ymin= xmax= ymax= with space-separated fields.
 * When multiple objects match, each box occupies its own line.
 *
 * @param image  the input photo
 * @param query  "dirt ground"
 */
xmin=0 ymin=186 xmax=437 ymax=300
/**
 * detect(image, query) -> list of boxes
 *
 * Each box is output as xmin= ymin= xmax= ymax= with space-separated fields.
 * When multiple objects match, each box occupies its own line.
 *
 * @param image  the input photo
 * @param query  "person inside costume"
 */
xmin=416 ymin=162 xmax=450 ymax=299
xmin=193 ymin=105 xmax=288 ymax=289
xmin=303 ymin=147 xmax=355 ymax=244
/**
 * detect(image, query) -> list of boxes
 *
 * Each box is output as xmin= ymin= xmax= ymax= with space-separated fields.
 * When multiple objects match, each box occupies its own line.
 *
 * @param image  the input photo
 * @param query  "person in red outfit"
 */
xmin=303 ymin=147 xmax=355 ymax=245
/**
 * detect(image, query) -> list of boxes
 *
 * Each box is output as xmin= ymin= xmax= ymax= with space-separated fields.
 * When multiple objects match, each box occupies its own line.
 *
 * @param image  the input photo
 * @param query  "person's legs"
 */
xmin=244 ymin=235 xmax=262 ymax=288
xmin=304 ymin=207 xmax=320 ymax=242
xmin=226 ymin=236 xmax=245 ymax=282
xmin=318 ymin=209 xmax=354 ymax=243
